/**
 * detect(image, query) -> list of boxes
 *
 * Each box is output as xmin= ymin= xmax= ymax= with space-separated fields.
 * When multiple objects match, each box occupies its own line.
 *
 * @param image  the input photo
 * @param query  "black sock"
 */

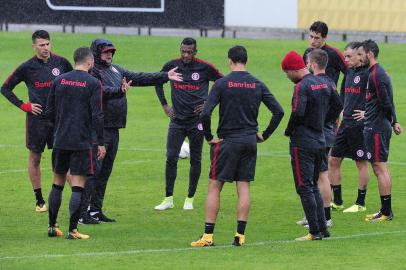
xmin=48 ymin=184 xmax=64 ymax=227
xmin=204 ymin=223 xmax=215 ymax=234
xmin=380 ymin=195 xmax=391 ymax=216
xmin=356 ymin=189 xmax=367 ymax=206
xmin=237 ymin=220 xmax=247 ymax=235
xmin=331 ymin=185 xmax=343 ymax=205
xmin=324 ymin=207 xmax=331 ymax=221
xmin=34 ymin=188 xmax=45 ymax=204
xmin=69 ymin=186 xmax=84 ymax=232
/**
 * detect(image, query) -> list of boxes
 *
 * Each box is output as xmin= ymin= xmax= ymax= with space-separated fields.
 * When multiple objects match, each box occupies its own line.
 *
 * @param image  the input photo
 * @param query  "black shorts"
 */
xmin=363 ymin=127 xmax=391 ymax=163
xmin=52 ymin=148 xmax=94 ymax=176
xmin=290 ymin=144 xmax=323 ymax=192
xmin=331 ymin=124 xmax=368 ymax=160
xmin=319 ymin=147 xmax=330 ymax=172
xmin=209 ymin=139 xmax=257 ymax=182
xmin=26 ymin=115 xmax=53 ymax=153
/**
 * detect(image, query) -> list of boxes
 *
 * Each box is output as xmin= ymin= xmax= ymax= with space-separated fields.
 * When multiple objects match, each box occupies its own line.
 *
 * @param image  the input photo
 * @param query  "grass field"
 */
xmin=0 ymin=32 xmax=405 ymax=270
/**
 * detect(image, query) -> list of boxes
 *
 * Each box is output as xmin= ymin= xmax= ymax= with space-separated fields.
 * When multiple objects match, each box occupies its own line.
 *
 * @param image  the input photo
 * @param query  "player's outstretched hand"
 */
xmin=194 ymin=103 xmax=205 ymax=114
xmin=393 ymin=122 xmax=403 ymax=135
xmin=168 ymin=67 xmax=183 ymax=82
xmin=208 ymin=137 xmax=223 ymax=144
xmin=163 ymin=104 xmax=175 ymax=119
xmin=97 ymin=145 xmax=106 ymax=160
xmin=352 ymin=110 xmax=365 ymax=121
xmin=256 ymin=132 xmax=264 ymax=143
xmin=121 ymin=77 xmax=132 ymax=93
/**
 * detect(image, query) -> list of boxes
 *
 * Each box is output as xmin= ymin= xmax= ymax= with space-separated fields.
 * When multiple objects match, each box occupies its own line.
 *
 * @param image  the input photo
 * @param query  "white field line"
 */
xmin=0 ymin=230 xmax=405 ymax=261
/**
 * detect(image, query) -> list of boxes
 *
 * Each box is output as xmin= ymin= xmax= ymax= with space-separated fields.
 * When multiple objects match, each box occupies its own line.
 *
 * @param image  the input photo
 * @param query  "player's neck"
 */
xmin=74 ymin=65 xmax=90 ymax=72
xmin=313 ymin=69 xmax=325 ymax=75
xmin=369 ymin=58 xmax=378 ymax=68
xmin=36 ymin=55 xmax=50 ymax=63
xmin=230 ymin=63 xmax=246 ymax=72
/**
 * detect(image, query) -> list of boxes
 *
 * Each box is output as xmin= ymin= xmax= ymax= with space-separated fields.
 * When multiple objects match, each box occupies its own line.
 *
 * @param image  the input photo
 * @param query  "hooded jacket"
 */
xmin=90 ymin=39 xmax=169 ymax=129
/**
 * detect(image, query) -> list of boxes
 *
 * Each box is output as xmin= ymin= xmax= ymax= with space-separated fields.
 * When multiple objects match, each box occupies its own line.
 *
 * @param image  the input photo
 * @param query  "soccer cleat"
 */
xmin=154 ymin=196 xmax=174 ymax=211
xmin=343 ymin=204 xmax=366 ymax=213
xmin=232 ymin=233 xmax=246 ymax=246
xmin=79 ymin=214 xmax=101 ymax=225
xmin=183 ymin=197 xmax=194 ymax=210
xmin=304 ymin=219 xmax=333 ymax=228
xmin=66 ymin=229 xmax=90 ymax=240
xmin=295 ymin=233 xmax=322 ymax=241
xmin=330 ymin=202 xmax=344 ymax=211
xmin=296 ymin=216 xmax=308 ymax=226
xmin=90 ymin=212 xmax=116 ymax=222
xmin=191 ymin=233 xmax=214 ymax=247
xmin=48 ymin=226 xmax=63 ymax=237
xmin=365 ymin=211 xmax=393 ymax=222
xmin=35 ymin=203 xmax=48 ymax=213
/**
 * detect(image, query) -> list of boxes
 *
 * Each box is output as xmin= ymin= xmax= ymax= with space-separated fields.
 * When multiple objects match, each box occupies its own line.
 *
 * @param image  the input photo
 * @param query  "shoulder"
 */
xmin=163 ymin=59 xmax=179 ymax=69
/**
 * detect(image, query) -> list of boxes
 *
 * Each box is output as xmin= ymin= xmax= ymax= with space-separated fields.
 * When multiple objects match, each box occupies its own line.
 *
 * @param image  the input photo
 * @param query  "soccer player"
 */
xmin=329 ymin=42 xmax=370 ymax=213
xmin=154 ymin=37 xmax=223 ymax=211
xmin=1 ymin=30 xmax=72 ymax=212
xmin=282 ymin=50 xmax=342 ymax=241
xmin=78 ymin=38 xmax=182 ymax=224
xmin=361 ymin=40 xmax=402 ymax=222
xmin=297 ymin=21 xmax=346 ymax=226
xmin=45 ymin=47 xmax=106 ymax=239
xmin=191 ymin=45 xmax=284 ymax=247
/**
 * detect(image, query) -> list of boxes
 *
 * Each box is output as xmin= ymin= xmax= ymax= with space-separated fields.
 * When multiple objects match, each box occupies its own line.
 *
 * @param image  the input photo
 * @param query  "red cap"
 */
xmin=281 ymin=51 xmax=306 ymax=71
xmin=101 ymin=46 xmax=116 ymax=53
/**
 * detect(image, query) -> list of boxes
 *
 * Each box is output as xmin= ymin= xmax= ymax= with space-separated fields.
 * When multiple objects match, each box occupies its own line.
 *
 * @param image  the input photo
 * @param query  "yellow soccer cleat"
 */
xmin=295 ymin=233 xmax=322 ymax=241
xmin=191 ymin=233 xmax=214 ymax=247
xmin=232 ymin=233 xmax=246 ymax=246
xmin=343 ymin=204 xmax=366 ymax=213
xmin=365 ymin=212 xmax=393 ymax=222
xmin=48 ymin=226 xmax=63 ymax=237
xmin=36 ymin=203 xmax=48 ymax=213
xmin=330 ymin=202 xmax=344 ymax=211
xmin=66 ymin=229 xmax=90 ymax=240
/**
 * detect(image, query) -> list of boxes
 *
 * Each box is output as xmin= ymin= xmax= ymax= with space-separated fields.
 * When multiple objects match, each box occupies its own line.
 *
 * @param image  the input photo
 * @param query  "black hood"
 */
xmin=90 ymin=38 xmax=116 ymax=66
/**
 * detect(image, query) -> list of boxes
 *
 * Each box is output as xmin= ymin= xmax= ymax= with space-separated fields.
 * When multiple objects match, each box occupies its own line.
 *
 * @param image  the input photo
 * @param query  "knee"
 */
xmin=166 ymin=155 xmax=179 ymax=166
xmin=29 ymin=153 xmax=41 ymax=167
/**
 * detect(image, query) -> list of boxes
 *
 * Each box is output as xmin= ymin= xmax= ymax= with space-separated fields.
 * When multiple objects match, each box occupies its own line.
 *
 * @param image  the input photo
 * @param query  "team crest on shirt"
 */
xmin=191 ymin=72 xmax=200 ymax=81
xmin=367 ymin=152 xmax=372 ymax=160
xmin=197 ymin=123 xmax=203 ymax=131
xmin=354 ymin=75 xmax=360 ymax=84
xmin=52 ymin=68 xmax=60 ymax=76
xmin=111 ymin=66 xmax=119 ymax=73
xmin=356 ymin=150 xmax=364 ymax=157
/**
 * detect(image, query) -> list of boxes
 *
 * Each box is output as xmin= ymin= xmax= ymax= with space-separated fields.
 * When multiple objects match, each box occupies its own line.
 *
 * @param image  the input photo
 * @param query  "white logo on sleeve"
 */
xmin=197 ymin=123 xmax=203 ymax=131
xmin=111 ymin=66 xmax=119 ymax=73
xmin=354 ymin=75 xmax=360 ymax=84
xmin=52 ymin=68 xmax=60 ymax=76
xmin=367 ymin=152 xmax=372 ymax=160
xmin=191 ymin=73 xmax=200 ymax=81
xmin=356 ymin=150 xmax=364 ymax=157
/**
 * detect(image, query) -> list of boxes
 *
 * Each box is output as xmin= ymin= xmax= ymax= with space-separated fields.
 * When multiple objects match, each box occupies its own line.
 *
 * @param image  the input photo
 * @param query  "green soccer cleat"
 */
xmin=343 ymin=204 xmax=366 ymax=213
xmin=330 ymin=202 xmax=344 ymax=211
xmin=154 ymin=196 xmax=174 ymax=211
xmin=183 ymin=197 xmax=194 ymax=210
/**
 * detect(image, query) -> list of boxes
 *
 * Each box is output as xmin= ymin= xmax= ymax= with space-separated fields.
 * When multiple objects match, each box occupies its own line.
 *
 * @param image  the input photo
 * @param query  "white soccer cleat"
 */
xmin=183 ymin=197 xmax=194 ymax=210
xmin=154 ymin=197 xmax=174 ymax=211
xmin=179 ymin=141 xmax=190 ymax=159
xmin=296 ymin=216 xmax=308 ymax=226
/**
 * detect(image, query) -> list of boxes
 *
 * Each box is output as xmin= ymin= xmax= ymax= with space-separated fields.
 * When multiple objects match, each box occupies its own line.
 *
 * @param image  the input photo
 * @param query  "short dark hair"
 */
xmin=228 ymin=45 xmax=247 ymax=64
xmin=345 ymin=41 xmax=362 ymax=50
xmin=32 ymin=30 xmax=50 ymax=42
xmin=73 ymin=47 xmax=93 ymax=64
xmin=362 ymin=39 xmax=379 ymax=58
xmin=181 ymin=37 xmax=197 ymax=50
xmin=308 ymin=49 xmax=328 ymax=69
xmin=309 ymin=21 xmax=328 ymax=38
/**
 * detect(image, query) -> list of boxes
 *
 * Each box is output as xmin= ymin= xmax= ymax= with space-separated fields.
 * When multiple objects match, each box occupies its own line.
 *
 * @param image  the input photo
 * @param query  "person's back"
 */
xmin=288 ymin=73 xmax=339 ymax=149
xmin=49 ymin=70 xmax=102 ymax=150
